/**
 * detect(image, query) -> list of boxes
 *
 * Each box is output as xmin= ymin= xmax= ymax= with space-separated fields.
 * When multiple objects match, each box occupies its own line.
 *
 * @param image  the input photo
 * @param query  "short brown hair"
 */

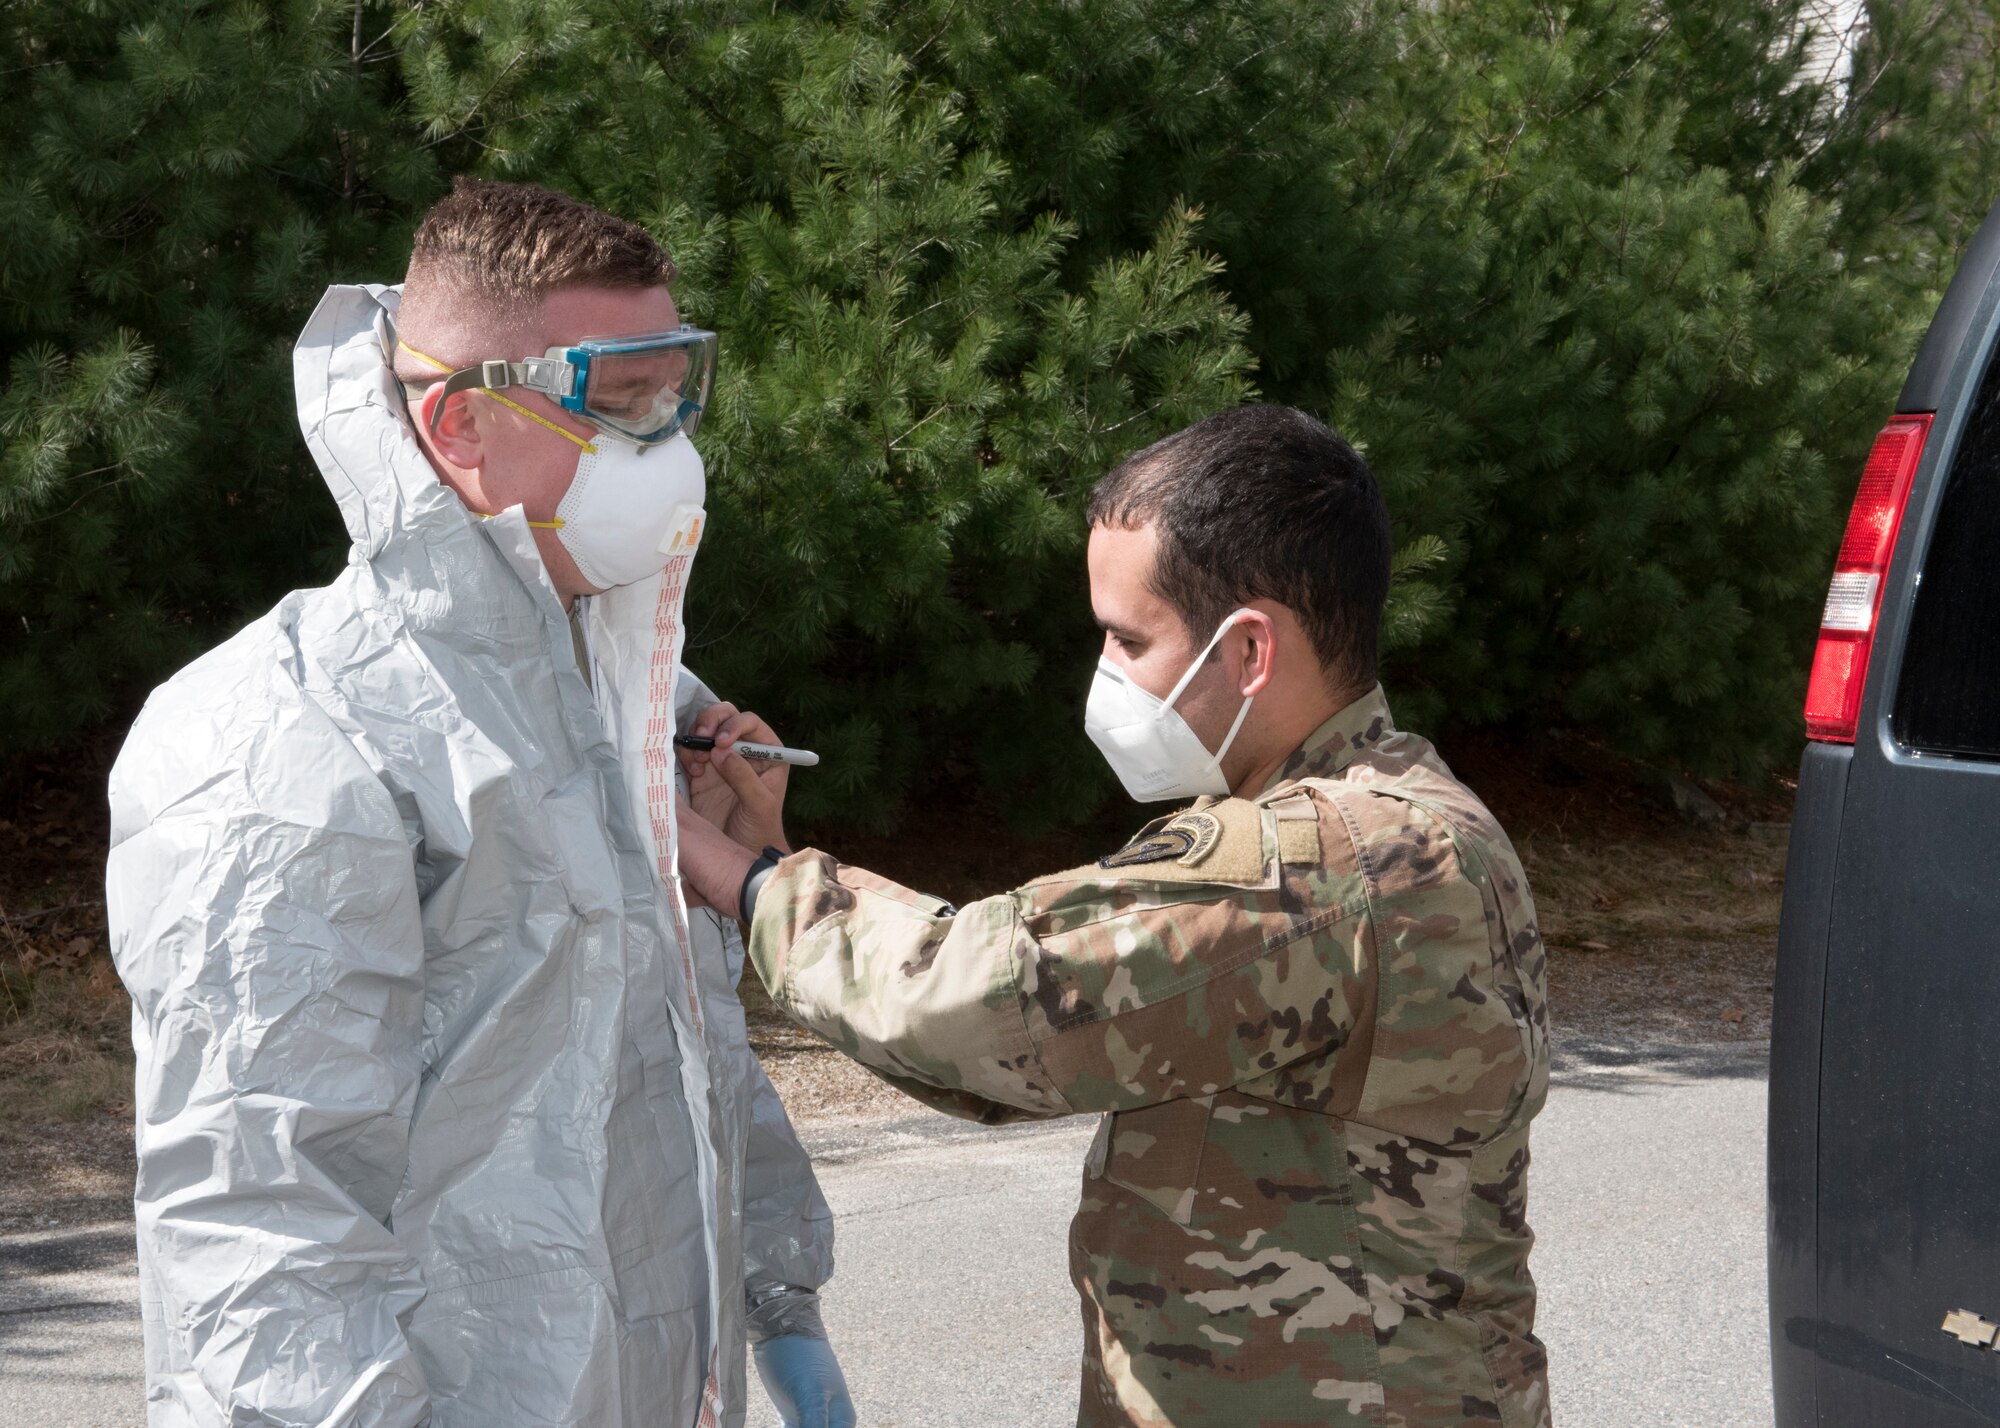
xmin=395 ymin=178 xmax=676 ymax=381
xmin=407 ymin=176 xmax=675 ymax=304
xmin=1088 ymin=405 xmax=1391 ymax=692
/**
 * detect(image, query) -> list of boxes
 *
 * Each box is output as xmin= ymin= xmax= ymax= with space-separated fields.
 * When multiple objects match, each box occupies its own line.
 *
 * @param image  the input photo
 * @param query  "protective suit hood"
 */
xmin=295 ymin=282 xmax=572 ymax=631
xmin=297 ymin=282 xmax=456 ymax=559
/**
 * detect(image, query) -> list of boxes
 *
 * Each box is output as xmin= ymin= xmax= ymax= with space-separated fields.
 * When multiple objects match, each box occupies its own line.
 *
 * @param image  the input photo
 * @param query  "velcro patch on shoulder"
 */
xmin=1263 ymin=789 xmax=1323 ymax=864
xmin=1277 ymin=818 xmax=1320 ymax=864
xmin=1095 ymin=803 xmax=1268 ymax=885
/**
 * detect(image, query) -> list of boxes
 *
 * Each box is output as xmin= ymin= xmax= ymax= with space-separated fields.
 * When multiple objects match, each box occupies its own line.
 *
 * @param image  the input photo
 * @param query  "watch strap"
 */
xmin=738 ymin=844 xmax=785 ymax=922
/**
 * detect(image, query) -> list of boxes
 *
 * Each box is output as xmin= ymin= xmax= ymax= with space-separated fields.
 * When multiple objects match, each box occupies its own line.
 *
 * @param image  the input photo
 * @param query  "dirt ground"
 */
xmin=0 ymin=743 xmax=135 ymax=1231
xmin=0 ymin=730 xmax=1793 ymax=1229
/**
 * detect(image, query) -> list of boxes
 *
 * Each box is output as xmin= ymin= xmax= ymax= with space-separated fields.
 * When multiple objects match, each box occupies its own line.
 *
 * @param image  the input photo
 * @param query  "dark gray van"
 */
xmin=1772 ymin=195 xmax=2000 ymax=1426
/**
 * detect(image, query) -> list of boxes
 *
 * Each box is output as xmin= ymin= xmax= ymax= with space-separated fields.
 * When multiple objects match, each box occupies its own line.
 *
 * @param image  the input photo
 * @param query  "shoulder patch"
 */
xmin=1093 ymin=805 xmax=1267 ymax=885
xmin=1099 ymin=810 xmax=1224 ymax=870
xmin=1099 ymin=825 xmax=1196 ymax=869
xmin=1172 ymin=810 xmax=1223 ymax=862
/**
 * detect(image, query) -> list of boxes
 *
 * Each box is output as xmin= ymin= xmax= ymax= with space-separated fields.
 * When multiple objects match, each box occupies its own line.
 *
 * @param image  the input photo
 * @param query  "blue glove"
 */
xmin=753 ymin=1333 xmax=855 ymax=1428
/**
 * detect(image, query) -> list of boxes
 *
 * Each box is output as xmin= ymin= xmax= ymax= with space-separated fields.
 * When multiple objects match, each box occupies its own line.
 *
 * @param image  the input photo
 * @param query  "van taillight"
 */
xmin=1805 ymin=414 xmax=1933 ymax=742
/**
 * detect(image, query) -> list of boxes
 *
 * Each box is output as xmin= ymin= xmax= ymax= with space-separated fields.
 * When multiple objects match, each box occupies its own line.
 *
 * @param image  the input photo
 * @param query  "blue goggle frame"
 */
xmin=425 ymin=325 xmax=718 ymax=448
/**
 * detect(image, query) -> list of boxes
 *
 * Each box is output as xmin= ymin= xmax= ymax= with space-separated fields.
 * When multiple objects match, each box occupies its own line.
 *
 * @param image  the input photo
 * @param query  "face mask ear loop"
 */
xmin=1209 ymin=688 xmax=1257 ymax=772
xmin=1162 ymin=607 xmax=1261 ymax=784
xmin=1161 ymin=608 xmax=1260 ymax=712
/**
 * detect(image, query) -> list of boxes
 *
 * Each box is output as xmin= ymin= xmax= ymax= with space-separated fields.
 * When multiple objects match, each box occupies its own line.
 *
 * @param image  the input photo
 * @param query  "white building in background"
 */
xmin=1800 ymin=0 xmax=1869 ymax=91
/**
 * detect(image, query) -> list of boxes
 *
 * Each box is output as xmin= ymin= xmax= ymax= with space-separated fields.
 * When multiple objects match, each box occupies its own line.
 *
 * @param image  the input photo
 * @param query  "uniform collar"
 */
xmin=1258 ymin=684 xmax=1396 ymax=793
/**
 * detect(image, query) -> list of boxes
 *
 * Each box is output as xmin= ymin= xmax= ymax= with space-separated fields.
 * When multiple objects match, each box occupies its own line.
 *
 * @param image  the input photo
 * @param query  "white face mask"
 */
xmin=554 ymin=432 xmax=707 ymax=590
xmin=1084 ymin=609 xmax=1258 ymax=802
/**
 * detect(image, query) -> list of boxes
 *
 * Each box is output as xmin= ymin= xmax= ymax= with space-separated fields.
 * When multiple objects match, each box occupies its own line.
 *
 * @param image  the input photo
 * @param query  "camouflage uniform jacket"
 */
xmin=747 ymin=687 xmax=1552 ymax=1427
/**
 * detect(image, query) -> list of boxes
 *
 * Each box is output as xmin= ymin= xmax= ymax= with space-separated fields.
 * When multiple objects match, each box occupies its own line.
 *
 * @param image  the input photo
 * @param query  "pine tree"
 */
xmin=7 ymin=0 xmax=1997 ymax=821
xmin=1311 ymin=0 xmax=1942 ymax=769
xmin=0 ymin=0 xmax=436 ymax=755
xmin=398 ymin=2 xmax=1256 ymax=826
xmin=731 ymin=0 xmax=1959 ymax=773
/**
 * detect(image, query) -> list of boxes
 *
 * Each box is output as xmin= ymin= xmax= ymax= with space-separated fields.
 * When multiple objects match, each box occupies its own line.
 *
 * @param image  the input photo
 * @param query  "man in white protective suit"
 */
xmin=104 ymin=177 xmax=853 ymax=1428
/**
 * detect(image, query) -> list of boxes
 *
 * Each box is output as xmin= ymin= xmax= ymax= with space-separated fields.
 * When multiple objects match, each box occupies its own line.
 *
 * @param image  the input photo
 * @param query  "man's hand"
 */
xmin=677 ymin=702 xmax=792 ymax=855
xmin=676 ymin=803 xmax=760 ymax=921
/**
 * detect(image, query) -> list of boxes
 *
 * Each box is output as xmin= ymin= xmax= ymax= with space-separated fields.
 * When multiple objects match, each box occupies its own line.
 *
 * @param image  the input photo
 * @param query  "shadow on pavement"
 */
xmin=795 ymin=1036 xmax=1773 ymax=1158
xmin=0 ymin=1224 xmax=133 ymax=1280
xmin=799 ymin=1109 xmax=1092 ymax=1164
xmin=0 ymin=1299 xmax=134 ymax=1350
xmin=0 ymin=1221 xmax=139 ymax=1352
xmin=1551 ymin=1035 xmax=1769 ymax=1091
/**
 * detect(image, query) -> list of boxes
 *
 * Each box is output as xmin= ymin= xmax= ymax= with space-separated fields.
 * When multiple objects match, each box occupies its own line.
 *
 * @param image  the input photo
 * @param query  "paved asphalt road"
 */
xmin=1 ymin=1041 xmax=1769 ymax=1427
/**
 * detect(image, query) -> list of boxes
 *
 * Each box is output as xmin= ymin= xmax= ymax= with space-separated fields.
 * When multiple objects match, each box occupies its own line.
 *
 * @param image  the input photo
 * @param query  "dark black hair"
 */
xmin=1086 ymin=405 xmax=1391 ymax=690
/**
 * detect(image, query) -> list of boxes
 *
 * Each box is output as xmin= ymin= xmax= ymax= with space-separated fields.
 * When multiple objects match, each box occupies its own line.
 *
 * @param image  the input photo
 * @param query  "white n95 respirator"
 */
xmin=555 ymin=431 xmax=706 ymax=591
xmin=1083 ymin=609 xmax=1259 ymax=802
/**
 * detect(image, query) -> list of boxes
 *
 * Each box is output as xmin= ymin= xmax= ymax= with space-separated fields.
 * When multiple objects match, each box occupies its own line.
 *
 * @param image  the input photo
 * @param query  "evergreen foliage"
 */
xmin=5 ymin=0 xmax=1999 ymax=822
xmin=0 ymin=0 xmax=432 ymax=753
xmin=397 ymin=5 xmax=1257 ymax=824
xmin=1313 ymin=0 xmax=1932 ymax=763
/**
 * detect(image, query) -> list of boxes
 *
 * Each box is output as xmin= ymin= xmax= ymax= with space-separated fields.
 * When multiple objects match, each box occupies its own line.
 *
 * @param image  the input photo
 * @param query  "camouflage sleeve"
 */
xmin=744 ymin=793 xmax=1374 ymax=1118
xmin=746 ymin=856 xmax=1069 ymax=1121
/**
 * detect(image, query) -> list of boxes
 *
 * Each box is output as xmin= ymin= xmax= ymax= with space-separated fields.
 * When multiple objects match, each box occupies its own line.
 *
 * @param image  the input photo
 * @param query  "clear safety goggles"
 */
xmin=410 ymin=327 xmax=717 ymax=448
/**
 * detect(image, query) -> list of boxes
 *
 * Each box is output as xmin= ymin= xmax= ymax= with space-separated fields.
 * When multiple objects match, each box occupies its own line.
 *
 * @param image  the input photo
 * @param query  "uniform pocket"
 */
xmin=1071 ymin=1092 xmax=1385 ymax=1425
xmin=1099 ymin=1096 xmax=1212 ymax=1226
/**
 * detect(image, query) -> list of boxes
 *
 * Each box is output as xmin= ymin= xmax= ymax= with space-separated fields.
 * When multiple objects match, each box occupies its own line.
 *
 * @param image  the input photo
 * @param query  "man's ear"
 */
xmin=420 ymin=383 xmax=484 ymax=470
xmin=1233 ymin=609 xmax=1279 ymax=698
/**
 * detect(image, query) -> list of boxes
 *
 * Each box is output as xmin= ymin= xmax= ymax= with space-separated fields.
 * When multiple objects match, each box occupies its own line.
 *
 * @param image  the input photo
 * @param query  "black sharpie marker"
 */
xmin=672 ymin=733 xmax=821 ymax=768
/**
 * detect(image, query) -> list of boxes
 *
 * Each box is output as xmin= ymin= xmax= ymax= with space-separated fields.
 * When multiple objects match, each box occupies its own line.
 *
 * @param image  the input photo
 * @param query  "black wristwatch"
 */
xmin=737 ymin=845 xmax=786 ymax=922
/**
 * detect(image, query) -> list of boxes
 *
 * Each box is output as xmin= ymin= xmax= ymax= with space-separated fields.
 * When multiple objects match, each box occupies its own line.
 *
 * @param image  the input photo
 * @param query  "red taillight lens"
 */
xmin=1805 ymin=414 xmax=1933 ymax=742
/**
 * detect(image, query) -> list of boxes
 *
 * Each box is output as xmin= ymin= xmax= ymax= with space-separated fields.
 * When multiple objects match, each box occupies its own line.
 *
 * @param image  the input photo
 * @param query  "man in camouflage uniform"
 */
xmin=676 ymin=404 xmax=1552 ymax=1426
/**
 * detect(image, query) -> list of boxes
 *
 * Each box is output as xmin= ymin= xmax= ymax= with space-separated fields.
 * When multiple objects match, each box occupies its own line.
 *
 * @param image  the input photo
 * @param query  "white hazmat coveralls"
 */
xmin=104 ymin=284 xmax=833 ymax=1428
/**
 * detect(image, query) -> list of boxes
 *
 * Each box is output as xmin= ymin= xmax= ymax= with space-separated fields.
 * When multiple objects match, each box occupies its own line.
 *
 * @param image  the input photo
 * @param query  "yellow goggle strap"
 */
xmin=479 ymin=389 xmax=597 ymax=452
xmin=403 ymin=344 xmax=573 ymax=528
xmin=397 ymin=339 xmax=453 ymax=372
xmin=476 ymin=513 xmax=566 ymax=530
xmin=400 ymin=342 xmax=596 ymax=454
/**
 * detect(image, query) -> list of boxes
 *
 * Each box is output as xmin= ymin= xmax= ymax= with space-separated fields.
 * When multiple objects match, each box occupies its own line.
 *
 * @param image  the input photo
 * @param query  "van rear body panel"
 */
xmin=1772 ymin=195 xmax=2000 ymax=1426
xmin=1769 ymin=740 xmax=1849 ymax=1428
